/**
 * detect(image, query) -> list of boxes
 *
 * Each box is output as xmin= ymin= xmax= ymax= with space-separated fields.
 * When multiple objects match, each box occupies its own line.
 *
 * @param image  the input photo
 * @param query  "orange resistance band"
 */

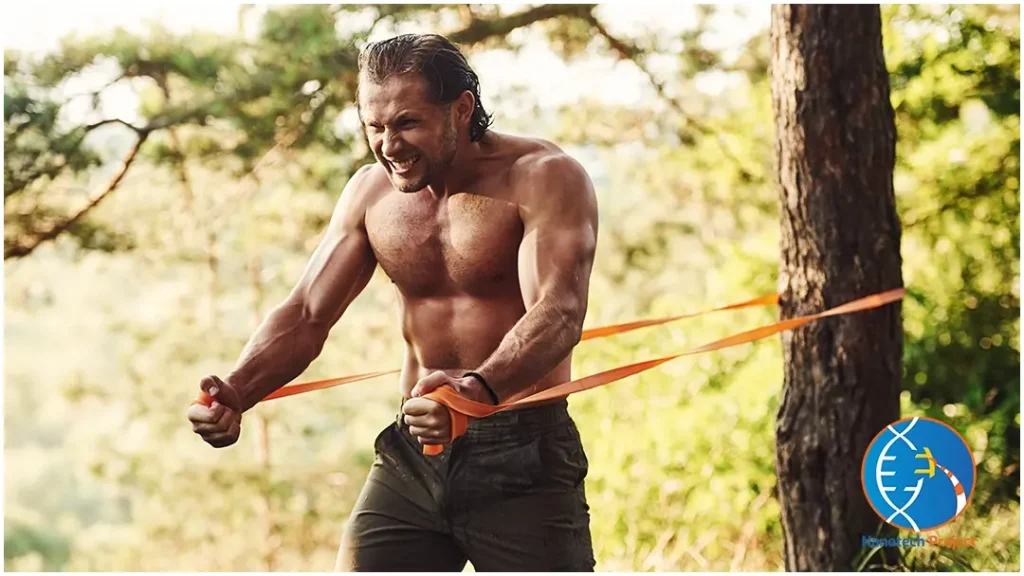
xmin=193 ymin=288 xmax=904 ymax=456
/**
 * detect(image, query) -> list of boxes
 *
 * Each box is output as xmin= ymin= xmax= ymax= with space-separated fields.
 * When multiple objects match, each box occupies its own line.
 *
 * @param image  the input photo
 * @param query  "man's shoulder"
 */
xmin=328 ymin=162 xmax=392 ymax=228
xmin=349 ymin=162 xmax=391 ymax=192
xmin=488 ymin=133 xmax=588 ymax=189
xmin=487 ymin=133 xmax=597 ymax=227
xmin=494 ymin=135 xmax=591 ymax=201
xmin=339 ymin=162 xmax=392 ymax=204
xmin=489 ymin=132 xmax=569 ymax=163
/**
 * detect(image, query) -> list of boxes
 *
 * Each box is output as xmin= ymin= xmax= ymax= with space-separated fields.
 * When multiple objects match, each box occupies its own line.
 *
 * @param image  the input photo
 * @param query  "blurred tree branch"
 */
xmin=5 ymin=133 xmax=148 ymax=259
xmin=581 ymin=12 xmax=763 ymax=181
xmin=4 ymin=4 xmax=603 ymax=261
xmin=450 ymin=4 xmax=595 ymax=43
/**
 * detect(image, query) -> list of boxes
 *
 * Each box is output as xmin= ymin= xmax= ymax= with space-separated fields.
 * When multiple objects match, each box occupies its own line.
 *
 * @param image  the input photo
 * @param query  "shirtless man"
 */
xmin=186 ymin=33 xmax=599 ymax=571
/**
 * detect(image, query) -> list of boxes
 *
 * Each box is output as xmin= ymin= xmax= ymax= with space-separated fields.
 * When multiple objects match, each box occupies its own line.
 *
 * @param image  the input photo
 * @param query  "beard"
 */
xmin=390 ymin=114 xmax=458 ymax=193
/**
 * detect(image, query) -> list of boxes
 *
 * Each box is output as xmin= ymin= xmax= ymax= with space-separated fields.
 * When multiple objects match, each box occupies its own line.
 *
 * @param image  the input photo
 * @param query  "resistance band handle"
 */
xmin=422 ymin=404 xmax=469 ymax=456
xmin=192 ymin=390 xmax=214 ymax=407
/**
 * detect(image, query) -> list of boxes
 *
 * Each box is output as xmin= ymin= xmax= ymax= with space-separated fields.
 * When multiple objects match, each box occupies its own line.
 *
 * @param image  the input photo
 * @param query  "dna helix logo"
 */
xmin=861 ymin=416 xmax=976 ymax=532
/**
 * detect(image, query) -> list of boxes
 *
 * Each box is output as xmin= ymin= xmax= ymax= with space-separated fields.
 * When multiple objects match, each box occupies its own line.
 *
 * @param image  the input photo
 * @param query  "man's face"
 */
xmin=358 ymin=74 xmax=457 ymax=193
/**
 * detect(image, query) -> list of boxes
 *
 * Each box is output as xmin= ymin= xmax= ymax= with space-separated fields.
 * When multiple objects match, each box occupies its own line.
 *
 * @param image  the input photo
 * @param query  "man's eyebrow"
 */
xmin=357 ymin=105 xmax=379 ymax=124
xmin=361 ymin=110 xmax=421 ymax=126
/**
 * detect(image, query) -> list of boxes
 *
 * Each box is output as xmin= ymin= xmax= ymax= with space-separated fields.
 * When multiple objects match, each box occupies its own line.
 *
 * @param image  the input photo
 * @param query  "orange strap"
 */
xmin=192 ymin=288 xmax=904 ymax=456
xmin=239 ymin=292 xmax=781 ymax=404
xmin=419 ymin=287 xmax=903 ymax=454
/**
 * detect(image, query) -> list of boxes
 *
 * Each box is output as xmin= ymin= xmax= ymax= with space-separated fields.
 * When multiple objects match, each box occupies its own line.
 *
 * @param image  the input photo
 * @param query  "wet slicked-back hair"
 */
xmin=357 ymin=33 xmax=494 ymax=142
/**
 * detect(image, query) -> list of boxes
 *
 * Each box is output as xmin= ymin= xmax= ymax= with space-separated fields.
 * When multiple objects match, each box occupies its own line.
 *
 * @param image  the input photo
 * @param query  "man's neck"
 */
xmin=424 ymin=132 xmax=490 ymax=199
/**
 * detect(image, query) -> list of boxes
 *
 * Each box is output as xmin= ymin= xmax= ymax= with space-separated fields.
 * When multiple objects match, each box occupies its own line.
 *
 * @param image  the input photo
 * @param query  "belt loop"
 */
xmin=396 ymin=396 xmax=406 ymax=428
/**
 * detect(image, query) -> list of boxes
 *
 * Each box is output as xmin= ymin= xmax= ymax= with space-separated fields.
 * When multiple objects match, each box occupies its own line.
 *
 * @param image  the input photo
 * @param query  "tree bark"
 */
xmin=770 ymin=5 xmax=903 ymax=571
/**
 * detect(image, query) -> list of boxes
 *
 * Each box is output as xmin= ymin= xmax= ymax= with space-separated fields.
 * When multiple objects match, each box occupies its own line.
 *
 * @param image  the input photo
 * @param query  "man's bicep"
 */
xmin=290 ymin=167 xmax=378 ymax=326
xmin=518 ymin=155 xmax=598 ymax=307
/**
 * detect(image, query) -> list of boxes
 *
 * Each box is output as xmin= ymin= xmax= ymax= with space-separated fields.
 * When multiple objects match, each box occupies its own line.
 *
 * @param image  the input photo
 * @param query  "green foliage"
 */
xmin=885 ymin=4 xmax=1021 ymax=509
xmin=4 ymin=517 xmax=71 ymax=571
xmin=4 ymin=3 xmax=1019 ymax=573
xmin=4 ymin=5 xmax=457 ymax=256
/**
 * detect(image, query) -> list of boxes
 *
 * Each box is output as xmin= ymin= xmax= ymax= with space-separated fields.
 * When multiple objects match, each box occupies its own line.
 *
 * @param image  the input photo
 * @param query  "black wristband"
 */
xmin=464 ymin=371 xmax=499 ymax=405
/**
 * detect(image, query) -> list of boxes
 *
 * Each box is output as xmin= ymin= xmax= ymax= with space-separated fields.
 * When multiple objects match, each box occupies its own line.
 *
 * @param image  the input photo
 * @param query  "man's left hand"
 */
xmin=403 ymin=371 xmax=494 ymax=445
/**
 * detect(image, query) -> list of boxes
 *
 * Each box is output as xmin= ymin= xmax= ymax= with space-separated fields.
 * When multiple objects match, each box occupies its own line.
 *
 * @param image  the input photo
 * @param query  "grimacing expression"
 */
xmin=358 ymin=74 xmax=458 ymax=193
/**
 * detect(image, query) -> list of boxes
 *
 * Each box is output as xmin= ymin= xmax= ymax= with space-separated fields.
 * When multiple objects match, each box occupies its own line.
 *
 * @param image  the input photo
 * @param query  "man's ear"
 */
xmin=454 ymin=90 xmax=475 ymax=127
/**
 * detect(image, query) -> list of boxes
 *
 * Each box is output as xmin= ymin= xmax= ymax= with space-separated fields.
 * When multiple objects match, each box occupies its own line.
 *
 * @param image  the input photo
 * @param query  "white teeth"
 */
xmin=392 ymin=156 xmax=419 ymax=170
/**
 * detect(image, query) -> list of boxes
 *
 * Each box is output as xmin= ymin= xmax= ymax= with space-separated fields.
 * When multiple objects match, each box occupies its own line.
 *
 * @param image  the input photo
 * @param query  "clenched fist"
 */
xmin=402 ymin=371 xmax=495 ymax=446
xmin=187 ymin=375 xmax=243 ymax=448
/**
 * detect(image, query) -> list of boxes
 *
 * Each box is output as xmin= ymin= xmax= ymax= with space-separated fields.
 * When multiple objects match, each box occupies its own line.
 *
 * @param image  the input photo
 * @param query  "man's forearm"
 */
xmin=474 ymin=297 xmax=583 ymax=403
xmin=225 ymin=299 xmax=330 ymax=411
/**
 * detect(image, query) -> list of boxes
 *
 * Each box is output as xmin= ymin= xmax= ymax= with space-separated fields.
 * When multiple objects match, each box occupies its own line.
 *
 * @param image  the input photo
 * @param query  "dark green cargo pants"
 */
xmin=337 ymin=399 xmax=595 ymax=572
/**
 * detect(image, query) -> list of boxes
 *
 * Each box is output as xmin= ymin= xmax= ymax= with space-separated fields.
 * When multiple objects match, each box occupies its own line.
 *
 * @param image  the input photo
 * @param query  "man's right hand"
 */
xmin=187 ymin=375 xmax=243 ymax=448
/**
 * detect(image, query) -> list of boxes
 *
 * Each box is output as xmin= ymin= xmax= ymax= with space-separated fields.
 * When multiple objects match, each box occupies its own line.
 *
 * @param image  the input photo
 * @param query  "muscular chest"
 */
xmin=366 ymin=192 xmax=523 ymax=296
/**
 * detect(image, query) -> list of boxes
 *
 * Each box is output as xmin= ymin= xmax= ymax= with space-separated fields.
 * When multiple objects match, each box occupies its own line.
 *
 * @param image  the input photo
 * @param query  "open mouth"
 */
xmin=390 ymin=155 xmax=421 ymax=174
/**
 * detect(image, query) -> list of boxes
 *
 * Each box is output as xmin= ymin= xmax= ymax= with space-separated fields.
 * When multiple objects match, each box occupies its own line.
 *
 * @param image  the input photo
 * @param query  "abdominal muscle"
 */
xmin=396 ymin=292 xmax=571 ymax=404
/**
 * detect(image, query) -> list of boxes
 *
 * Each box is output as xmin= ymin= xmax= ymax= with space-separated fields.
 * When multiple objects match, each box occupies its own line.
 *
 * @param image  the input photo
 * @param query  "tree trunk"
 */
xmin=770 ymin=5 xmax=903 ymax=571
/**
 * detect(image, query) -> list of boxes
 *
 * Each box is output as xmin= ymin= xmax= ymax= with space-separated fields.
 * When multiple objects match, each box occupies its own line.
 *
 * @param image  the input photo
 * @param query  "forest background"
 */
xmin=4 ymin=3 xmax=1020 ymax=571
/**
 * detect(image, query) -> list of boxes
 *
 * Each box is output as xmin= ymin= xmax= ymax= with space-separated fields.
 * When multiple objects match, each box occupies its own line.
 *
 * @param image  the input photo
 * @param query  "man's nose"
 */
xmin=381 ymin=129 xmax=404 ymax=158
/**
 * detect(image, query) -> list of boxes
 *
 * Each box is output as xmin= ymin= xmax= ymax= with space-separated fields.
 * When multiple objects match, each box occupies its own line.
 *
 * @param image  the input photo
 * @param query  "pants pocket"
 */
xmin=372 ymin=421 xmax=401 ymax=458
xmin=532 ymin=420 xmax=589 ymax=490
